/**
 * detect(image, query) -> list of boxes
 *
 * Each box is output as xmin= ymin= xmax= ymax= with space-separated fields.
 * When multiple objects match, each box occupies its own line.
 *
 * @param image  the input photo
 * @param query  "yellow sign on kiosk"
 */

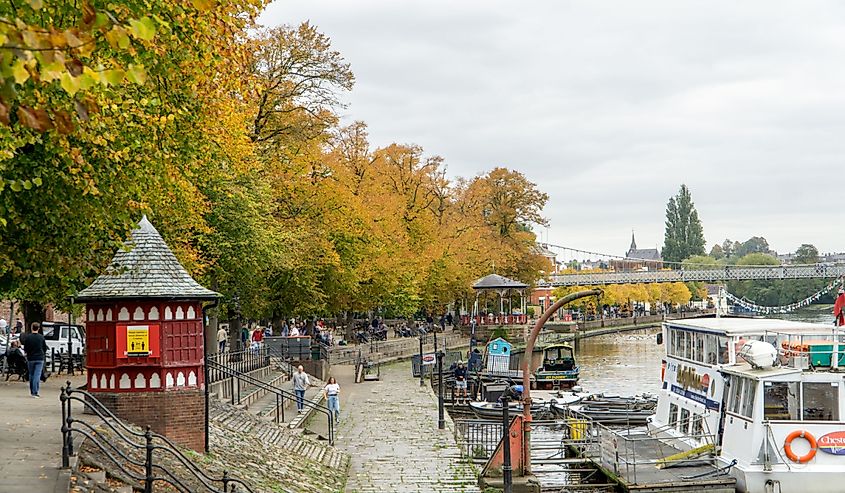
xmin=126 ymin=325 xmax=150 ymax=356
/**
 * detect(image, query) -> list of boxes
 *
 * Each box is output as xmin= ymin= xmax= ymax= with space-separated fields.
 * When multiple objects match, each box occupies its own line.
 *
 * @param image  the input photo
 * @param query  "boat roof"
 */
xmin=720 ymin=362 xmax=802 ymax=379
xmin=666 ymin=317 xmax=835 ymax=336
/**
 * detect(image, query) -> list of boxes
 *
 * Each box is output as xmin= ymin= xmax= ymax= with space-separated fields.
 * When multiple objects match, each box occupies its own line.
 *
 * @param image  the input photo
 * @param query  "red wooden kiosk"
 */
xmin=76 ymin=216 xmax=219 ymax=451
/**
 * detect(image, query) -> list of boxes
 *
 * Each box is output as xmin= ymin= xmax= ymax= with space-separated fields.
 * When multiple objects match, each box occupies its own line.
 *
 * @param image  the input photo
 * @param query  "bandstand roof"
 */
xmin=76 ymin=216 xmax=220 ymax=302
xmin=472 ymin=274 xmax=528 ymax=291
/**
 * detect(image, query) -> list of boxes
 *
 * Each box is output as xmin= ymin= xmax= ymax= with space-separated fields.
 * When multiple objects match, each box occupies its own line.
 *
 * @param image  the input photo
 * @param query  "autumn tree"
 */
xmin=663 ymin=184 xmax=705 ymax=265
xmin=0 ymin=0 xmax=266 ymax=325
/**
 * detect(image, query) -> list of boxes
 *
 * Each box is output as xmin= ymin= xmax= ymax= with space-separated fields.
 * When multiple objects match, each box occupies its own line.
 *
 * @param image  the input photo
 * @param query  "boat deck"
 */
xmin=597 ymin=430 xmax=736 ymax=492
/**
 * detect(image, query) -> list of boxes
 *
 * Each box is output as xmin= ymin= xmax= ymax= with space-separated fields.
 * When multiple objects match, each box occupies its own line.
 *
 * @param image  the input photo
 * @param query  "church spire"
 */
xmin=629 ymin=229 xmax=637 ymax=254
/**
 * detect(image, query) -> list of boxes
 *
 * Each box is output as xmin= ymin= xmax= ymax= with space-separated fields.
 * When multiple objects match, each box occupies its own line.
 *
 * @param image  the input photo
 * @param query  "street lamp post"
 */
xmin=419 ymin=335 xmax=425 ymax=387
xmin=501 ymin=393 xmax=513 ymax=493
xmin=436 ymin=350 xmax=445 ymax=430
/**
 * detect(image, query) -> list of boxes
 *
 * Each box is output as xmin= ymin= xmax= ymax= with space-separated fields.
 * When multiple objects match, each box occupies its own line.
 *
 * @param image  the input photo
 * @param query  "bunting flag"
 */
xmin=723 ymin=277 xmax=845 ymax=315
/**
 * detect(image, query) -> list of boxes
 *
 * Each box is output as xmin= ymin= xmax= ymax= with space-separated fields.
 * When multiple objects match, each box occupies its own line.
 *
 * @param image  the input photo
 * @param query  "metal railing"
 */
xmin=541 ymin=263 xmax=845 ymax=287
xmin=60 ymin=382 xmax=253 ymax=493
xmin=454 ymin=419 xmax=504 ymax=461
xmin=205 ymin=359 xmax=334 ymax=445
xmin=206 ymin=347 xmax=269 ymax=384
xmin=564 ymin=408 xmax=717 ymax=486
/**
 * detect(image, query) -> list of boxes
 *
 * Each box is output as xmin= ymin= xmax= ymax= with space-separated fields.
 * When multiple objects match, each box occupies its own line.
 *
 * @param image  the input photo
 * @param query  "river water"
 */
xmin=574 ymin=306 xmax=837 ymax=396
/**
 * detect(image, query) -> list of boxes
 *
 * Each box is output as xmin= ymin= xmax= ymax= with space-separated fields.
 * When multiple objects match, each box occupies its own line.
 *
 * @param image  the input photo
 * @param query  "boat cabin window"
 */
xmin=667 ymin=327 xmax=729 ymax=365
xmin=802 ymin=382 xmax=839 ymax=421
xmin=679 ymin=408 xmax=691 ymax=433
xmin=544 ymin=347 xmax=572 ymax=360
xmin=763 ymin=382 xmax=799 ymax=420
xmin=726 ymin=376 xmax=756 ymax=418
xmin=691 ymin=414 xmax=704 ymax=438
xmin=669 ymin=403 xmax=679 ymax=427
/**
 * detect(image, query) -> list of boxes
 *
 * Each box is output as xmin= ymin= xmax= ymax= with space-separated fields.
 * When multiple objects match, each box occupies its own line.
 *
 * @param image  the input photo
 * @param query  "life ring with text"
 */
xmin=784 ymin=430 xmax=817 ymax=463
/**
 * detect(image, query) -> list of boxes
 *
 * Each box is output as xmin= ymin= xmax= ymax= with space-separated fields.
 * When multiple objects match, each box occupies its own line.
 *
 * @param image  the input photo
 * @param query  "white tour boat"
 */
xmin=650 ymin=317 xmax=845 ymax=492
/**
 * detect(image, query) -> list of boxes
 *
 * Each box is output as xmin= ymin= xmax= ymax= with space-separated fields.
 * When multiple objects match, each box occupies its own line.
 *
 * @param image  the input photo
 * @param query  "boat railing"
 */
xmin=560 ymin=407 xmax=716 ymax=485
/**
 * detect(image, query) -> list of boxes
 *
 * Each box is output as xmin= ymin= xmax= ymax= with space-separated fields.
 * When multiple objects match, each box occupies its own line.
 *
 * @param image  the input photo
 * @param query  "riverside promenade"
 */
xmin=322 ymin=361 xmax=480 ymax=493
xmin=0 ymin=374 xmax=85 ymax=493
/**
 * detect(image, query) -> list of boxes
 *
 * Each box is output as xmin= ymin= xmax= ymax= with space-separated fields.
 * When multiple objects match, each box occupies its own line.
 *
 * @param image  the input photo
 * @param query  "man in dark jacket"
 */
xmin=21 ymin=322 xmax=48 ymax=398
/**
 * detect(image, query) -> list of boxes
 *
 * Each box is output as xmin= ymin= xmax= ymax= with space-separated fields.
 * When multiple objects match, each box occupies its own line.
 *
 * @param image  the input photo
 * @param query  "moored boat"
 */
xmin=533 ymin=342 xmax=580 ymax=390
xmin=649 ymin=315 xmax=845 ymax=492
xmin=468 ymin=399 xmax=549 ymax=420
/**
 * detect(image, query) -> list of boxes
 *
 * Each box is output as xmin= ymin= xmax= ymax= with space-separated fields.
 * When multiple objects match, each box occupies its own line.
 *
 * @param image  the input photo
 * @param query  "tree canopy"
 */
xmin=0 ymin=11 xmax=549 ymax=324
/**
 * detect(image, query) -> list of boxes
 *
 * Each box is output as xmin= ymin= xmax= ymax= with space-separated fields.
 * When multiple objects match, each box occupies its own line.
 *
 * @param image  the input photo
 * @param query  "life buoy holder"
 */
xmin=784 ymin=430 xmax=817 ymax=463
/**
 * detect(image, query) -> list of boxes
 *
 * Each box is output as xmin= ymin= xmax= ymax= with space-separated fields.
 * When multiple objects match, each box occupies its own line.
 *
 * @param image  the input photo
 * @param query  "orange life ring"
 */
xmin=784 ymin=430 xmax=817 ymax=463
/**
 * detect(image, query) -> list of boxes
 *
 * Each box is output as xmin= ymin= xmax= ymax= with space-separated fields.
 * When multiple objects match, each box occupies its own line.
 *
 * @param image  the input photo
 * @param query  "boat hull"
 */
xmin=469 ymin=401 xmax=548 ymax=420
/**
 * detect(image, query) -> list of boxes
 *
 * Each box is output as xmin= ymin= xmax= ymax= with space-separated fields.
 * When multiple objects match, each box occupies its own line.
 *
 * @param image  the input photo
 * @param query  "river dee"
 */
xmin=573 ymin=307 xmax=837 ymax=396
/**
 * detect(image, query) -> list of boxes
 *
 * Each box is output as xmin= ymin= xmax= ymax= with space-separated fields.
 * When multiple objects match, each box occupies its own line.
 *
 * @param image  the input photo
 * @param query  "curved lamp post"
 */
xmin=521 ymin=288 xmax=602 ymax=474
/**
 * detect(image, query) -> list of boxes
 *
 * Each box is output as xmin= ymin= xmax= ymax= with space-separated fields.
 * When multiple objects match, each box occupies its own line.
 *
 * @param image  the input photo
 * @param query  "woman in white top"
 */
xmin=324 ymin=376 xmax=340 ymax=423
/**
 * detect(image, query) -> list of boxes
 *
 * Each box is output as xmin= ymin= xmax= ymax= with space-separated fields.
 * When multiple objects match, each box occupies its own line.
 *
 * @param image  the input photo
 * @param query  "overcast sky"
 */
xmin=260 ymin=1 xmax=845 ymax=259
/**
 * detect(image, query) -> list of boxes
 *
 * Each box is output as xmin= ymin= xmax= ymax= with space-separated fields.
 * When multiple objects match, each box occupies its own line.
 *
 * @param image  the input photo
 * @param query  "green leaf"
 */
xmin=12 ymin=59 xmax=29 ymax=85
xmin=94 ymin=13 xmax=109 ymax=29
xmin=128 ymin=17 xmax=157 ymax=41
xmin=102 ymin=69 xmax=125 ymax=86
xmin=10 ymin=181 xmax=22 ymax=192
xmin=32 ymin=177 xmax=42 ymax=186
xmin=22 ymin=180 xmax=32 ymax=190
xmin=126 ymin=64 xmax=146 ymax=85
xmin=28 ymin=0 xmax=43 ymax=10
xmin=60 ymin=72 xmax=81 ymax=96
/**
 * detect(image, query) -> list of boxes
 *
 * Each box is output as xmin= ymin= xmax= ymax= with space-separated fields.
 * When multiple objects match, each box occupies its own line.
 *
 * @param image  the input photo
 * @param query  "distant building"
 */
xmin=532 ymin=243 xmax=558 ymax=274
xmin=610 ymin=232 xmax=663 ymax=271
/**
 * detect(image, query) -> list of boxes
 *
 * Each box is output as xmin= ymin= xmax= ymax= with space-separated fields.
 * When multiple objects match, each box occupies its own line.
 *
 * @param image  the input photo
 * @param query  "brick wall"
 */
xmin=93 ymin=390 xmax=206 ymax=452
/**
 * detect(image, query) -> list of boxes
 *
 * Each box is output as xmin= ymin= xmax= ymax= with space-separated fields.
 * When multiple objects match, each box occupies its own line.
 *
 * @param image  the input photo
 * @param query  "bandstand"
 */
xmin=465 ymin=274 xmax=529 ymax=326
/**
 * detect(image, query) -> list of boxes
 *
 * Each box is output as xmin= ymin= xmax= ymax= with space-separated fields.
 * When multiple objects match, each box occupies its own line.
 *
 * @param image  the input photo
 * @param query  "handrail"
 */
xmin=60 ymin=382 xmax=253 ymax=493
xmin=205 ymin=359 xmax=334 ymax=445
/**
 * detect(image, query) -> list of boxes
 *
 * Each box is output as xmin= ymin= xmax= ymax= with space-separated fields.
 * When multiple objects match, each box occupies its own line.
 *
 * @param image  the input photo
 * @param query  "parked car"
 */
xmin=40 ymin=322 xmax=85 ymax=363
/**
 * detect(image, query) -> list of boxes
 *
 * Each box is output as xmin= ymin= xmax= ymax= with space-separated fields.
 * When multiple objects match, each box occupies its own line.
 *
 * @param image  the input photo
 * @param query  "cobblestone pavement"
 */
xmin=330 ymin=361 xmax=480 ymax=493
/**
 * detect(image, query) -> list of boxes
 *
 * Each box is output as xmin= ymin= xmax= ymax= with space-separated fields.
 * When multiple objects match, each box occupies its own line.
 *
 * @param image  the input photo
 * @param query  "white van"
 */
xmin=40 ymin=322 xmax=85 ymax=363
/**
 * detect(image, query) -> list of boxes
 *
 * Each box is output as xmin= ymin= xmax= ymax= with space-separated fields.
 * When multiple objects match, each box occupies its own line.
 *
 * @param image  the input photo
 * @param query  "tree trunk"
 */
xmin=344 ymin=311 xmax=355 ymax=342
xmin=22 ymin=300 xmax=46 ymax=332
xmin=227 ymin=307 xmax=242 ymax=351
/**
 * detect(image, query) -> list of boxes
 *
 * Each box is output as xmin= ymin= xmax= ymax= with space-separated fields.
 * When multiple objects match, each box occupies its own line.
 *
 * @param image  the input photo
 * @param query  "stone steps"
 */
xmin=209 ymin=399 xmax=347 ymax=470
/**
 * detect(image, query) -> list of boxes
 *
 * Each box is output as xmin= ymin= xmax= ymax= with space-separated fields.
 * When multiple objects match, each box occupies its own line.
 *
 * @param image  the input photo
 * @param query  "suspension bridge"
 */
xmin=538 ymin=263 xmax=845 ymax=287
xmin=535 ymin=243 xmax=845 ymax=315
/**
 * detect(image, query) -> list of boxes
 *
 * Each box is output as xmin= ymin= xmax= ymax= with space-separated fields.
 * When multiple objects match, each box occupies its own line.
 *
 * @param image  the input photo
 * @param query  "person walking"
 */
xmin=217 ymin=326 xmax=227 ymax=353
xmin=21 ymin=322 xmax=47 ymax=398
xmin=292 ymin=365 xmax=311 ymax=413
xmin=323 ymin=376 xmax=341 ymax=423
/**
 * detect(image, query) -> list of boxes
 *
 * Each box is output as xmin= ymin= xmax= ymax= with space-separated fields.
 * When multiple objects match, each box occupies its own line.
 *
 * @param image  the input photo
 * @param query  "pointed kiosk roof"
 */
xmin=76 ymin=216 xmax=220 ymax=302
xmin=472 ymin=274 xmax=528 ymax=291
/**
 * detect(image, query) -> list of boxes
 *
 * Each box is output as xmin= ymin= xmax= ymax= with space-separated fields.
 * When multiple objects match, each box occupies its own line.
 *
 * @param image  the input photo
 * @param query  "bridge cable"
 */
xmin=723 ymin=277 xmax=844 ymax=314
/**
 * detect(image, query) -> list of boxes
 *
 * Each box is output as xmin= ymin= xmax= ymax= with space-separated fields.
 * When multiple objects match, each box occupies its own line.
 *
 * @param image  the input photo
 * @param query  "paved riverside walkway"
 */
xmin=0 ymin=373 xmax=85 ymax=493
xmin=319 ymin=361 xmax=480 ymax=493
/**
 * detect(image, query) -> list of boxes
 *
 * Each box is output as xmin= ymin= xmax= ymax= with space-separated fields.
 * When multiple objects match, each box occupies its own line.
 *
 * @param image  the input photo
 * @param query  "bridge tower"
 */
xmin=76 ymin=216 xmax=219 ymax=451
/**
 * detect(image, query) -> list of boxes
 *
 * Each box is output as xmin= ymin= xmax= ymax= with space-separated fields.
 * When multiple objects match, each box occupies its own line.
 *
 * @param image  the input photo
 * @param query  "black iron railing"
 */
xmin=206 ymin=347 xmax=269 ymax=384
xmin=453 ymin=419 xmax=504 ymax=461
xmin=205 ymin=359 xmax=334 ymax=445
xmin=60 ymin=382 xmax=253 ymax=493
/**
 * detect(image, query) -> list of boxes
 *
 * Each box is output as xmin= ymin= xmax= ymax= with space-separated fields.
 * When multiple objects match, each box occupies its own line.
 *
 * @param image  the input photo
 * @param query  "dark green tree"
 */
xmin=794 ymin=244 xmax=819 ymax=264
xmin=662 ymin=185 xmax=706 ymax=265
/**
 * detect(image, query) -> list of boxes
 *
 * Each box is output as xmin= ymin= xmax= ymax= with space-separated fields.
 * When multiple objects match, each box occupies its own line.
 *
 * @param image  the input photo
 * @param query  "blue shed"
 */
xmin=486 ymin=337 xmax=513 ymax=373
